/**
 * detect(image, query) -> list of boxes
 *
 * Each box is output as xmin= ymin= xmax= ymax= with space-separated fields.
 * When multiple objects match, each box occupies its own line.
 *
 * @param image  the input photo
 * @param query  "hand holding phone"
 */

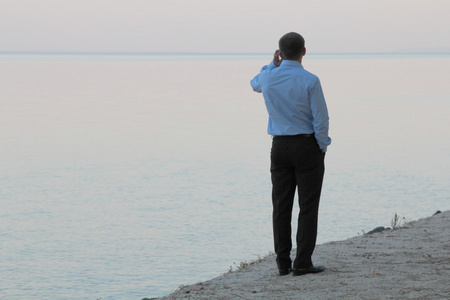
xmin=273 ymin=50 xmax=283 ymax=67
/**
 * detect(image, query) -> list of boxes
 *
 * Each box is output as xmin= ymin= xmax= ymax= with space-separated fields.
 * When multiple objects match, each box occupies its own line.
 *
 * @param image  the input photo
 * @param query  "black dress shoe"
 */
xmin=292 ymin=266 xmax=325 ymax=276
xmin=278 ymin=268 xmax=291 ymax=276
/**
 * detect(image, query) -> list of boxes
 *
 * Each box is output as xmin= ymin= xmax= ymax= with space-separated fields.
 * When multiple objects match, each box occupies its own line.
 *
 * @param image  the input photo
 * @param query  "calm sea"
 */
xmin=1 ymin=53 xmax=449 ymax=299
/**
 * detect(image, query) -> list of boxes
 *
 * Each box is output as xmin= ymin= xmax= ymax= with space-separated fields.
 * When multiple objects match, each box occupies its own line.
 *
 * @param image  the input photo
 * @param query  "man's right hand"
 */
xmin=273 ymin=50 xmax=283 ymax=67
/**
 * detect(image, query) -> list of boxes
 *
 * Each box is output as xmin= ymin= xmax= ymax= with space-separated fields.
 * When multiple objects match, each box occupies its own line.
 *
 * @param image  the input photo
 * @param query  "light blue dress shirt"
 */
xmin=251 ymin=60 xmax=331 ymax=152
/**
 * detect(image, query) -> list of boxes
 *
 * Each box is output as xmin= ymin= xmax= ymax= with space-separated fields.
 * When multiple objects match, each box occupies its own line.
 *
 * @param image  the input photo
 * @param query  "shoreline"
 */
xmin=155 ymin=211 xmax=449 ymax=299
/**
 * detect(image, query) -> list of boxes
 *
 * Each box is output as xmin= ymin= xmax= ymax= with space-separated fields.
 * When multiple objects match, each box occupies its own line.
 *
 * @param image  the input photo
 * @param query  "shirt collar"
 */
xmin=280 ymin=60 xmax=303 ymax=68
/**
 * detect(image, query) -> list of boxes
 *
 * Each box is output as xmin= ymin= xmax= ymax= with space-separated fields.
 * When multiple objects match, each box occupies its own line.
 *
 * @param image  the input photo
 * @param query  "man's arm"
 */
xmin=310 ymin=78 xmax=331 ymax=152
xmin=250 ymin=50 xmax=282 ymax=92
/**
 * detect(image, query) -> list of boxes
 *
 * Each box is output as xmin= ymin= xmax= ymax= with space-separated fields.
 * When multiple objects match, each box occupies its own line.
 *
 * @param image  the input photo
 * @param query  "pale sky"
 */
xmin=1 ymin=0 xmax=449 ymax=54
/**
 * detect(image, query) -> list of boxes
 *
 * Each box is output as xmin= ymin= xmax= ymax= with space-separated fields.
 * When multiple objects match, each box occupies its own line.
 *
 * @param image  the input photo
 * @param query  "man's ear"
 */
xmin=302 ymin=48 xmax=307 ymax=56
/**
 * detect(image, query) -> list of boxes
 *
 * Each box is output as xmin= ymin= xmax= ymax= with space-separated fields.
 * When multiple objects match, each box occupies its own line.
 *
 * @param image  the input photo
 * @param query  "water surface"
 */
xmin=0 ymin=54 xmax=449 ymax=299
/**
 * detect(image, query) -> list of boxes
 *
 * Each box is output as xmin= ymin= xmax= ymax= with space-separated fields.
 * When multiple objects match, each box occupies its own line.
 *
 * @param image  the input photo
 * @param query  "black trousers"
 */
xmin=270 ymin=135 xmax=325 ymax=270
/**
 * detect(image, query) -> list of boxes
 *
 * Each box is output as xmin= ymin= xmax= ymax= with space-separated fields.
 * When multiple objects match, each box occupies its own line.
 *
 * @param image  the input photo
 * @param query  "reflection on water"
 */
xmin=0 ymin=54 xmax=449 ymax=299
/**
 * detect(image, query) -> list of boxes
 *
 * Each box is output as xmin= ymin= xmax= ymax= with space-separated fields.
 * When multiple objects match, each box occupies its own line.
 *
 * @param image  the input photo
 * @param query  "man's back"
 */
xmin=251 ymin=59 xmax=330 ymax=152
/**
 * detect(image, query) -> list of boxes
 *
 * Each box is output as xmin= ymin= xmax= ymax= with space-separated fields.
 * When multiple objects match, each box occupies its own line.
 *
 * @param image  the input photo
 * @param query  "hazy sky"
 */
xmin=1 ymin=0 xmax=449 ymax=54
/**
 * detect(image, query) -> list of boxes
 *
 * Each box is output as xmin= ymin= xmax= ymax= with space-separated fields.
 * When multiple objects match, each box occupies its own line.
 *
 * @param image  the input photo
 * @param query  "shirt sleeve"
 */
xmin=309 ymin=78 xmax=331 ymax=152
xmin=250 ymin=61 xmax=277 ymax=93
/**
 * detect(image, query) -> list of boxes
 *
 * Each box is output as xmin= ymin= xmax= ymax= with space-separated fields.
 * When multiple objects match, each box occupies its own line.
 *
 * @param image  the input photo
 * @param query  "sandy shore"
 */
xmin=156 ymin=211 xmax=449 ymax=299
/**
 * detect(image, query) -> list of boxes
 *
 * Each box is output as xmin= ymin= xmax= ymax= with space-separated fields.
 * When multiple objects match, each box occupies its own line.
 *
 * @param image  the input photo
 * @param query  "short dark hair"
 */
xmin=279 ymin=32 xmax=305 ymax=60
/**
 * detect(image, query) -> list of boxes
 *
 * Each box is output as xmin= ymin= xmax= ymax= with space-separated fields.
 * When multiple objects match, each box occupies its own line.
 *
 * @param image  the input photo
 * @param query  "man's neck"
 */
xmin=285 ymin=58 xmax=303 ymax=64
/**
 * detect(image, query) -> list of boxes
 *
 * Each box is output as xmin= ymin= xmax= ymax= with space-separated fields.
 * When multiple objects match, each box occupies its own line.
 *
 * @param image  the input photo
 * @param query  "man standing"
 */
xmin=250 ymin=32 xmax=331 ymax=276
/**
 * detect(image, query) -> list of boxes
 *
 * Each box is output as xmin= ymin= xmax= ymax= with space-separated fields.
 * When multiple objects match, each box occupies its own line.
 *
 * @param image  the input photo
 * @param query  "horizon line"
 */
xmin=1 ymin=51 xmax=450 ymax=56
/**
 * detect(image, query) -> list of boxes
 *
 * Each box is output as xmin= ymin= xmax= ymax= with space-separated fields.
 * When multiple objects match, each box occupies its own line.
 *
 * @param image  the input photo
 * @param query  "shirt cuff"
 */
xmin=267 ymin=61 xmax=277 ymax=69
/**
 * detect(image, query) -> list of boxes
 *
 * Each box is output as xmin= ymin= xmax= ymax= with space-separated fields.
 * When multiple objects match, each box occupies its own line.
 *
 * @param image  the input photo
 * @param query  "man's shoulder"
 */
xmin=296 ymin=68 xmax=320 ymax=86
xmin=301 ymin=67 xmax=319 ymax=79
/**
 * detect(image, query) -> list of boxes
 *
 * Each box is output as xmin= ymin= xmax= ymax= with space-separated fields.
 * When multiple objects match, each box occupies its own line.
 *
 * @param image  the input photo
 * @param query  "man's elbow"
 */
xmin=250 ymin=80 xmax=261 ymax=92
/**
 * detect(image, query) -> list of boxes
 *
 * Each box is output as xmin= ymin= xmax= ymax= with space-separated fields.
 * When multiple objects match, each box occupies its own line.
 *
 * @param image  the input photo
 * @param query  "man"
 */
xmin=250 ymin=32 xmax=331 ymax=276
